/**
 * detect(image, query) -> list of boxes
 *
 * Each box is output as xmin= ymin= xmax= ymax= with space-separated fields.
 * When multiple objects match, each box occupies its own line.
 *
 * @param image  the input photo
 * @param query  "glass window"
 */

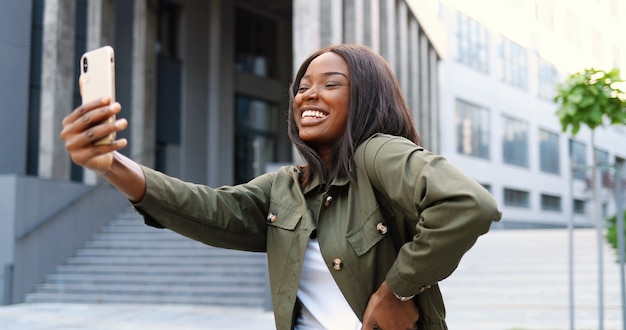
xmin=537 ymin=57 xmax=558 ymax=100
xmin=569 ymin=139 xmax=587 ymax=180
xmin=502 ymin=116 xmax=528 ymax=167
xmin=539 ymin=129 xmax=560 ymax=174
xmin=235 ymin=6 xmax=278 ymax=78
xmin=157 ymin=2 xmax=180 ymax=59
xmin=235 ymin=95 xmax=278 ymax=184
xmin=573 ymin=199 xmax=586 ymax=214
xmin=456 ymin=11 xmax=490 ymax=73
xmin=595 ymin=148 xmax=609 ymax=167
xmin=504 ymin=188 xmax=530 ymax=208
xmin=595 ymin=147 xmax=610 ymax=185
xmin=455 ymin=99 xmax=490 ymax=159
xmin=500 ymin=37 xmax=528 ymax=89
xmin=541 ymin=193 xmax=561 ymax=211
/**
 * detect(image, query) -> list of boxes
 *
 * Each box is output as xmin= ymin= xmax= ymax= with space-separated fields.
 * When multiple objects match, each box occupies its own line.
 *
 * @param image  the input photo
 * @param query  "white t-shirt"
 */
xmin=294 ymin=239 xmax=362 ymax=330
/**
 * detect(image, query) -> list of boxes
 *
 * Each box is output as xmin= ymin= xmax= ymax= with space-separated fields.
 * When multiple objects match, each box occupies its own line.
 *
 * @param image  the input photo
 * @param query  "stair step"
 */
xmin=34 ymin=282 xmax=264 ymax=294
xmin=101 ymin=226 xmax=176 ymax=233
xmin=45 ymin=273 xmax=266 ymax=285
xmin=25 ymin=293 xmax=265 ymax=306
xmin=75 ymin=248 xmax=259 ymax=257
xmin=65 ymin=255 xmax=266 ymax=266
xmin=83 ymin=240 xmax=219 ymax=249
xmin=55 ymin=263 xmax=265 ymax=274
xmin=98 ymin=231 xmax=177 ymax=238
xmin=27 ymin=208 xmax=269 ymax=307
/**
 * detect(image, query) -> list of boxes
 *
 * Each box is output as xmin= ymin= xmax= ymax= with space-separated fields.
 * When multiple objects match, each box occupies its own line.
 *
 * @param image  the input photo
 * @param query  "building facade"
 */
xmin=435 ymin=0 xmax=626 ymax=228
xmin=1 ymin=0 xmax=443 ymax=304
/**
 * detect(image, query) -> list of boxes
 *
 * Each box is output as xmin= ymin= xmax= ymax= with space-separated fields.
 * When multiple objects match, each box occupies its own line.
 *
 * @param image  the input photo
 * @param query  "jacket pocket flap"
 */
xmin=346 ymin=211 xmax=386 ymax=256
xmin=266 ymin=201 xmax=301 ymax=231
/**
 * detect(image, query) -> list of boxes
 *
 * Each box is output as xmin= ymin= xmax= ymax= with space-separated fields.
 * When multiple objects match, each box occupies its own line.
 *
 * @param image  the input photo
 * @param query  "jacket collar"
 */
xmin=297 ymin=167 xmax=351 ymax=195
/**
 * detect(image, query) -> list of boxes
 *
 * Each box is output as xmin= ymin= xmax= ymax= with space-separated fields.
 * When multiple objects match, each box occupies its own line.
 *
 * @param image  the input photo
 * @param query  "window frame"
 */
xmin=502 ymin=115 xmax=529 ymax=168
xmin=504 ymin=187 xmax=531 ymax=208
xmin=539 ymin=128 xmax=560 ymax=175
xmin=455 ymin=99 xmax=491 ymax=159
xmin=456 ymin=11 xmax=490 ymax=73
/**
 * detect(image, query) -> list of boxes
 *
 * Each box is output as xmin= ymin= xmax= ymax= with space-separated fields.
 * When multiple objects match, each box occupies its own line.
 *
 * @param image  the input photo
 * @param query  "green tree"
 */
xmin=555 ymin=68 xmax=626 ymax=135
xmin=554 ymin=67 xmax=626 ymax=254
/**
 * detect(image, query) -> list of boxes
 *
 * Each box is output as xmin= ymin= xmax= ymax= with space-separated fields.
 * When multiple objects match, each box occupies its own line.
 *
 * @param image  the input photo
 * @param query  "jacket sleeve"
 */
xmin=362 ymin=135 xmax=502 ymax=297
xmin=132 ymin=165 xmax=275 ymax=252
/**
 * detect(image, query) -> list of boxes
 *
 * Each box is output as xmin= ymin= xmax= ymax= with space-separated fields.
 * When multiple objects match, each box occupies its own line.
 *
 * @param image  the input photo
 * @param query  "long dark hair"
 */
xmin=288 ymin=44 xmax=421 ymax=187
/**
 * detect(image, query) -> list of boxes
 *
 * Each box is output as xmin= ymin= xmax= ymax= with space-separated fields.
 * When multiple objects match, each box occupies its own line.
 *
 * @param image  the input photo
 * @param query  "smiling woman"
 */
xmin=61 ymin=43 xmax=501 ymax=330
xmin=288 ymin=45 xmax=421 ymax=189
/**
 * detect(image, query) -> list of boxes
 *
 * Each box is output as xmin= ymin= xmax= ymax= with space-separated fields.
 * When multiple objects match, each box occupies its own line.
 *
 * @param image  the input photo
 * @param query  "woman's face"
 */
xmin=293 ymin=52 xmax=350 ymax=155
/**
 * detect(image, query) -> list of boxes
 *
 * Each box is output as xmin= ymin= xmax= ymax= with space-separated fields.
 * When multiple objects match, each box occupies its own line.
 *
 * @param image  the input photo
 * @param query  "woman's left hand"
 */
xmin=361 ymin=281 xmax=419 ymax=330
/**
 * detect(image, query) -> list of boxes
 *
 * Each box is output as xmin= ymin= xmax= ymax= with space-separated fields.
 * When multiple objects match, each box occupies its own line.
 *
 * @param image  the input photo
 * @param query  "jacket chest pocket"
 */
xmin=265 ymin=200 xmax=320 ymax=249
xmin=345 ymin=208 xmax=389 ymax=257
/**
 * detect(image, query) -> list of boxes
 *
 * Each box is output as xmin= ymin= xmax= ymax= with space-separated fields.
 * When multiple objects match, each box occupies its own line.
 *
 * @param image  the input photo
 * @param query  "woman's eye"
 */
xmin=297 ymin=86 xmax=309 ymax=93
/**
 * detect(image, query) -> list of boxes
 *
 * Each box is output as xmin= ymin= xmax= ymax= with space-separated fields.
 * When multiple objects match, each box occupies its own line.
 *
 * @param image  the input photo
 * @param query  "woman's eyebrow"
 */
xmin=302 ymin=71 xmax=348 ymax=79
xmin=324 ymin=71 xmax=348 ymax=78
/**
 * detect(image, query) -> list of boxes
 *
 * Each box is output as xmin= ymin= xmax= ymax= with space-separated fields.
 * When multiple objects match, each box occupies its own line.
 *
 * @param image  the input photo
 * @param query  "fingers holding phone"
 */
xmin=61 ymin=96 xmax=128 ymax=173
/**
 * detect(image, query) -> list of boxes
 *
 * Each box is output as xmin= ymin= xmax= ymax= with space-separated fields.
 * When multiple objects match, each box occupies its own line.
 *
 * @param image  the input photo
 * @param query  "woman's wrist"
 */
xmin=103 ymin=152 xmax=147 ymax=203
xmin=382 ymin=281 xmax=415 ymax=302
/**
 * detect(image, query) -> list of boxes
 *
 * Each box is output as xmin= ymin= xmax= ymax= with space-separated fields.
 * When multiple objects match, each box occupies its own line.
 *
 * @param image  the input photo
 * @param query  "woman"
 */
xmin=61 ymin=44 xmax=501 ymax=330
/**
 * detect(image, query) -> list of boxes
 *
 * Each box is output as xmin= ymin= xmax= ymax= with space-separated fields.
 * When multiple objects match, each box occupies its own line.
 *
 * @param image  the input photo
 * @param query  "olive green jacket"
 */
xmin=133 ymin=134 xmax=501 ymax=329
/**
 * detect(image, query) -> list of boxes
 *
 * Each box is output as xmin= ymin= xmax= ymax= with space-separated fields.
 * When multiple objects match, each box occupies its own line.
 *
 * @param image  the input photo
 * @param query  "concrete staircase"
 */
xmin=25 ymin=209 xmax=270 ymax=308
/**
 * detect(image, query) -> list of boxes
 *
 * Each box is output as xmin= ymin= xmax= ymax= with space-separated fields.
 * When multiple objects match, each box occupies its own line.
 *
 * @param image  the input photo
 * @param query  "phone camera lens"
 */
xmin=82 ymin=57 xmax=88 ymax=73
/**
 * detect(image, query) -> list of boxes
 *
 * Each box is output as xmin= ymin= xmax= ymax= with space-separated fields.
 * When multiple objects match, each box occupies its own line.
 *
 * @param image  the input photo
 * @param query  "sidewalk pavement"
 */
xmin=0 ymin=228 xmax=624 ymax=330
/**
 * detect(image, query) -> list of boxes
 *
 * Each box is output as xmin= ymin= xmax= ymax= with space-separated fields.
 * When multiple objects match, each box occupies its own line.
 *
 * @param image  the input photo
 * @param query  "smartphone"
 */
xmin=80 ymin=46 xmax=116 ymax=145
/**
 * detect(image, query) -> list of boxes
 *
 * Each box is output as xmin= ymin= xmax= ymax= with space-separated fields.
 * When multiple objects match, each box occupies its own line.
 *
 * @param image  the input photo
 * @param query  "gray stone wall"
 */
xmin=0 ymin=1 xmax=33 ymax=175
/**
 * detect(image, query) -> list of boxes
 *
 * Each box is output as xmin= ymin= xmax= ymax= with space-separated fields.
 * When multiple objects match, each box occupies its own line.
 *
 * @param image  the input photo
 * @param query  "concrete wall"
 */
xmin=0 ymin=177 xmax=18 ymax=303
xmin=0 ymin=175 xmax=129 ymax=304
xmin=0 ymin=1 xmax=33 ymax=175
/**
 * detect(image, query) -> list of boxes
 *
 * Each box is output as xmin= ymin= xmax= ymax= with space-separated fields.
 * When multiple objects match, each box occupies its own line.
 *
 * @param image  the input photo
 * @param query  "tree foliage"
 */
xmin=554 ymin=68 xmax=626 ymax=136
xmin=606 ymin=210 xmax=626 ymax=256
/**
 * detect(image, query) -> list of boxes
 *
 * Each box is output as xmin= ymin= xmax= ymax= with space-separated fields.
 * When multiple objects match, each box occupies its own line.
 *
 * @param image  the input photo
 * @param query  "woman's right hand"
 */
xmin=60 ymin=97 xmax=128 ymax=176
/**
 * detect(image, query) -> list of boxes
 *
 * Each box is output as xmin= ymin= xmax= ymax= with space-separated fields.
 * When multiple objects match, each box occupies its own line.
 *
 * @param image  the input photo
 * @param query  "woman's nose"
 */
xmin=301 ymin=86 xmax=318 ymax=101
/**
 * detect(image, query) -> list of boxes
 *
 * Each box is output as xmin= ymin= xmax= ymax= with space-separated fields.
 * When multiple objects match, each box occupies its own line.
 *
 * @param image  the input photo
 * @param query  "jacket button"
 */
xmin=266 ymin=212 xmax=277 ymax=223
xmin=376 ymin=222 xmax=387 ymax=235
xmin=331 ymin=258 xmax=343 ymax=270
xmin=324 ymin=195 xmax=333 ymax=207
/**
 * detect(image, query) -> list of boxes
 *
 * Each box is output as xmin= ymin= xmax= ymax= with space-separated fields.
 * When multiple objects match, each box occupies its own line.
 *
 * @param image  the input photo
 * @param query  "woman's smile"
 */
xmin=300 ymin=107 xmax=329 ymax=124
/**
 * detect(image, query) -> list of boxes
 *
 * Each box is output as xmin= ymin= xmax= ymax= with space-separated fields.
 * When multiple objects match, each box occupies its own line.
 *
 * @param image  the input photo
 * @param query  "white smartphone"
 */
xmin=80 ymin=46 xmax=116 ymax=145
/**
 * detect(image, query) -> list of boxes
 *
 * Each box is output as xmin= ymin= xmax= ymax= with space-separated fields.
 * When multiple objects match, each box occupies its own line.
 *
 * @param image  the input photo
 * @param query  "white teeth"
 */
xmin=302 ymin=110 xmax=327 ymax=119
